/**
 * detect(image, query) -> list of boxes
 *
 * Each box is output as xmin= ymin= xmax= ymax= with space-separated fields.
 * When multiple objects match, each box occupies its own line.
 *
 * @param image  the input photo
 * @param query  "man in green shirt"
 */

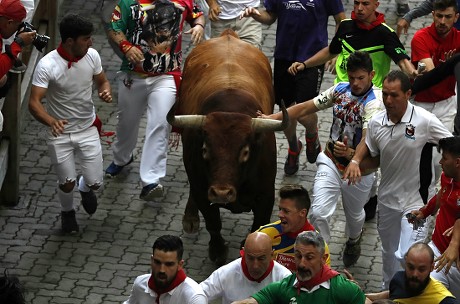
xmin=231 ymin=231 xmax=370 ymax=304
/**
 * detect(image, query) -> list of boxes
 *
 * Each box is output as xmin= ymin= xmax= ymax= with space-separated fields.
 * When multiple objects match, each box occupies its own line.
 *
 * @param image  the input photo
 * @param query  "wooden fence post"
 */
xmin=0 ymin=72 xmax=22 ymax=205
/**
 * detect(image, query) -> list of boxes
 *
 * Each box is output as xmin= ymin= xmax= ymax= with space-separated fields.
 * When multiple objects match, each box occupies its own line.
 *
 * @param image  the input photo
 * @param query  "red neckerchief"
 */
xmin=275 ymin=220 xmax=316 ymax=239
xmin=56 ymin=43 xmax=84 ymax=69
xmin=351 ymin=11 xmax=385 ymax=30
xmin=239 ymin=249 xmax=275 ymax=283
xmin=148 ymin=269 xmax=187 ymax=304
xmin=295 ymin=264 xmax=339 ymax=294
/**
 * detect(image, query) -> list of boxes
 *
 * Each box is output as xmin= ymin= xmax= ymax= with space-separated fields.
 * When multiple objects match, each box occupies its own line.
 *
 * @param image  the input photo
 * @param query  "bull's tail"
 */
xmin=220 ymin=28 xmax=240 ymax=39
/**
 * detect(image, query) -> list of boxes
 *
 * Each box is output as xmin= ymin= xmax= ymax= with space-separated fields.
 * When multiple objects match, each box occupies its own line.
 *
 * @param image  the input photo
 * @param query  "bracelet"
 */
xmin=302 ymin=62 xmax=307 ymax=69
xmin=195 ymin=23 xmax=204 ymax=28
xmin=350 ymin=159 xmax=359 ymax=165
xmin=119 ymin=40 xmax=133 ymax=54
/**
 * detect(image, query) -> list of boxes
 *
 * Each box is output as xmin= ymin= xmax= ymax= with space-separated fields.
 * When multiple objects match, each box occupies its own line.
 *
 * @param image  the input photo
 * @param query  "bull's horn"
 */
xmin=167 ymin=113 xmax=206 ymax=129
xmin=251 ymin=100 xmax=289 ymax=132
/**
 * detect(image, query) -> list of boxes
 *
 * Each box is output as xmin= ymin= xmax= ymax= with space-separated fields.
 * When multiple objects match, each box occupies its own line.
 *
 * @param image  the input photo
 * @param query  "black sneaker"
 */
xmin=343 ymin=232 xmax=362 ymax=267
xmin=61 ymin=210 xmax=79 ymax=233
xmin=305 ymin=133 xmax=321 ymax=164
xmin=80 ymin=189 xmax=97 ymax=215
xmin=139 ymin=183 xmax=164 ymax=201
xmin=105 ymin=155 xmax=134 ymax=178
xmin=396 ymin=3 xmax=410 ymax=16
xmin=364 ymin=195 xmax=377 ymax=222
xmin=284 ymin=141 xmax=302 ymax=176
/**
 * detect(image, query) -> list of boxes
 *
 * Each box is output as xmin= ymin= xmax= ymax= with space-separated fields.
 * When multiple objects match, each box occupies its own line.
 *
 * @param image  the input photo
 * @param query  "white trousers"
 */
xmin=310 ymin=152 xmax=374 ymax=243
xmin=112 ymin=73 xmax=176 ymax=187
xmin=47 ymin=126 xmax=103 ymax=211
xmin=429 ymin=241 xmax=460 ymax=299
xmin=378 ymin=204 xmax=427 ymax=290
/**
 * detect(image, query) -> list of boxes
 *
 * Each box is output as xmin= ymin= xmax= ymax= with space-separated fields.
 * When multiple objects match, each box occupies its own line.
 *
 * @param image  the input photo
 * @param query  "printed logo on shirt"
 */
xmin=405 ymin=124 xmax=415 ymax=140
xmin=289 ymin=297 xmax=298 ymax=304
xmin=457 ymin=197 xmax=460 ymax=207
xmin=284 ymin=0 xmax=314 ymax=11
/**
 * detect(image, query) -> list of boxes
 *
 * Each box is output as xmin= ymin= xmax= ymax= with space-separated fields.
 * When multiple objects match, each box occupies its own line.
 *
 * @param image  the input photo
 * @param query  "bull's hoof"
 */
xmin=209 ymin=241 xmax=229 ymax=267
xmin=182 ymin=214 xmax=200 ymax=234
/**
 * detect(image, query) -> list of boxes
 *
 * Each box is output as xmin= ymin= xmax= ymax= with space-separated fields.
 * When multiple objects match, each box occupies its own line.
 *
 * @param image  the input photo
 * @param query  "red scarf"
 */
xmin=351 ymin=11 xmax=385 ymax=30
xmin=295 ymin=264 xmax=339 ymax=294
xmin=148 ymin=269 xmax=187 ymax=304
xmin=56 ymin=43 xmax=84 ymax=69
xmin=240 ymin=249 xmax=275 ymax=283
xmin=275 ymin=220 xmax=316 ymax=239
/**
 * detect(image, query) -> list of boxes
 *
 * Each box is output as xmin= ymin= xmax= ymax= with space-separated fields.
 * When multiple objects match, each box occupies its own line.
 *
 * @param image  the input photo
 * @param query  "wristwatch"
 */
xmin=14 ymin=36 xmax=25 ymax=47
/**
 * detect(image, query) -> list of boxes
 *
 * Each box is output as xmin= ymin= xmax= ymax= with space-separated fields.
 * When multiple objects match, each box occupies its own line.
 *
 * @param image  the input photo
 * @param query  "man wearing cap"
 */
xmin=0 ymin=0 xmax=35 ymax=132
xmin=200 ymin=232 xmax=291 ymax=304
xmin=0 ymin=0 xmax=35 ymax=76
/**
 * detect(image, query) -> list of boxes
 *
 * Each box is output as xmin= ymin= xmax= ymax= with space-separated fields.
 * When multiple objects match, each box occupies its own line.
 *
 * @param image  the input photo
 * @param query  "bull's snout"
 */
xmin=208 ymin=185 xmax=236 ymax=204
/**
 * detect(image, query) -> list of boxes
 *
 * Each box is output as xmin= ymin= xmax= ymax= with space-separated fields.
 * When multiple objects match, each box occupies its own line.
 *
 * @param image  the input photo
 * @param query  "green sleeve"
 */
xmin=334 ymin=276 xmax=366 ymax=304
xmin=110 ymin=0 xmax=134 ymax=33
xmin=252 ymin=281 xmax=283 ymax=304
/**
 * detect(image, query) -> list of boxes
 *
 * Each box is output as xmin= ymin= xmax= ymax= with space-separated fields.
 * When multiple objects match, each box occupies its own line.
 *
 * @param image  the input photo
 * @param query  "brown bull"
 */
xmin=168 ymin=29 xmax=287 ymax=266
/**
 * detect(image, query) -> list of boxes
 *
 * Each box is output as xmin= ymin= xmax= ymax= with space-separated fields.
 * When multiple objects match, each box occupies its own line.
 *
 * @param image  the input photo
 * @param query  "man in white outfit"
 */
xmin=29 ymin=14 xmax=112 ymax=233
xmin=124 ymin=235 xmax=207 ymax=304
xmin=200 ymin=232 xmax=291 ymax=304
xmin=344 ymin=70 xmax=452 ymax=289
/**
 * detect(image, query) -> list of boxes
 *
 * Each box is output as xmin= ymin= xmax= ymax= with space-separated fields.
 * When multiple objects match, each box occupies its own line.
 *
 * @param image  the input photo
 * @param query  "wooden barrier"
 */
xmin=0 ymin=0 xmax=58 ymax=205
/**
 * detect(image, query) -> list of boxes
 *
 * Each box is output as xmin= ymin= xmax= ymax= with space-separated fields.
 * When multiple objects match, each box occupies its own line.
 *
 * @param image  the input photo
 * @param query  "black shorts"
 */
xmin=273 ymin=59 xmax=325 ymax=107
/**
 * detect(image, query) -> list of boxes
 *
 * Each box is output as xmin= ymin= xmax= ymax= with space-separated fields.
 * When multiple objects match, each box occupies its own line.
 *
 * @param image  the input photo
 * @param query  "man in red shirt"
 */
xmin=411 ymin=0 xmax=460 ymax=205
xmin=410 ymin=136 xmax=460 ymax=299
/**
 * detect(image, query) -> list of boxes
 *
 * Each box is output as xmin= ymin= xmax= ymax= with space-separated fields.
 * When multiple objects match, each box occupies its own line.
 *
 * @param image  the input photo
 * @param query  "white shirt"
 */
xmin=123 ymin=274 xmax=207 ymax=304
xmin=216 ymin=0 xmax=260 ymax=19
xmin=32 ymin=48 xmax=102 ymax=133
xmin=366 ymin=102 xmax=452 ymax=211
xmin=200 ymin=258 xmax=291 ymax=304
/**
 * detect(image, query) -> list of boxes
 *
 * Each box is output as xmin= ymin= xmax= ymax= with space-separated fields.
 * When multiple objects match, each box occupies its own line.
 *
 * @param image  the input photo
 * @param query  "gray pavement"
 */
xmin=0 ymin=0 xmax=433 ymax=303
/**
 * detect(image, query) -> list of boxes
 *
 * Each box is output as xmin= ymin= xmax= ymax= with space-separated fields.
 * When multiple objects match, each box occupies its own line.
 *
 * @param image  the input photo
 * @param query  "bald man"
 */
xmin=200 ymin=232 xmax=291 ymax=304
xmin=367 ymin=243 xmax=457 ymax=303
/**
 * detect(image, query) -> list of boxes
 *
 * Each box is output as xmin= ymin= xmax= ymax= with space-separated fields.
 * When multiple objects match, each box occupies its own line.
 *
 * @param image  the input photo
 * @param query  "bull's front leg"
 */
xmin=201 ymin=203 xmax=228 ymax=267
xmin=183 ymin=194 xmax=200 ymax=234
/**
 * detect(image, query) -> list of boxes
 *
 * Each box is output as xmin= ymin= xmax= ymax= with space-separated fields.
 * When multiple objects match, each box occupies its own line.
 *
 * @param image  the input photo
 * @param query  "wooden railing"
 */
xmin=0 ymin=0 xmax=58 ymax=205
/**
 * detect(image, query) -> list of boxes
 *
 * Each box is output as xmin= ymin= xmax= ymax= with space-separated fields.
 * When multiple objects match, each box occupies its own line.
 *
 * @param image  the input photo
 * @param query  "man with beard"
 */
xmin=261 ymin=51 xmax=383 ymax=267
xmin=257 ymin=185 xmax=330 ymax=272
xmin=200 ymin=232 xmax=291 ymax=304
xmin=410 ymin=0 xmax=460 ymax=207
xmin=231 ymin=231 xmax=368 ymax=304
xmin=366 ymin=243 xmax=457 ymax=303
xmin=123 ymin=235 xmax=207 ymax=304
xmin=407 ymin=136 xmax=460 ymax=299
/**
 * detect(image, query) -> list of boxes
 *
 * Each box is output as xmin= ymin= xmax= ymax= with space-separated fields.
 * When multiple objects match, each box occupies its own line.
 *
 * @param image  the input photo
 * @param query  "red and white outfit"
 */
xmin=200 ymin=257 xmax=290 ymax=304
xmin=124 ymin=272 xmax=207 ymax=304
xmin=109 ymin=0 xmax=202 ymax=189
xmin=422 ymin=173 xmax=460 ymax=299
xmin=411 ymin=23 xmax=460 ymax=132
xmin=32 ymin=48 xmax=104 ymax=211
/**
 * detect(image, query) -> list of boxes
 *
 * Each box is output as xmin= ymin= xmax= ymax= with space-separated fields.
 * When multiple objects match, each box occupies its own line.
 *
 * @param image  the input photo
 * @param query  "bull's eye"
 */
xmin=239 ymin=146 xmax=250 ymax=163
xmin=202 ymin=143 xmax=209 ymax=159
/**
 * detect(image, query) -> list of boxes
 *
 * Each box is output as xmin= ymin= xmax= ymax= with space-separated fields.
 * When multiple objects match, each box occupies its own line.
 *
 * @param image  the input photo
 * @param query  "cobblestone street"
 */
xmin=0 ymin=0 xmax=433 ymax=302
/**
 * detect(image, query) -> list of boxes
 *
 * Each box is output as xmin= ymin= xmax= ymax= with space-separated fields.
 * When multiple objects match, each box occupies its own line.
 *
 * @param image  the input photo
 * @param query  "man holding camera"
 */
xmin=0 ymin=0 xmax=34 ymax=77
xmin=0 ymin=0 xmax=35 ymax=131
